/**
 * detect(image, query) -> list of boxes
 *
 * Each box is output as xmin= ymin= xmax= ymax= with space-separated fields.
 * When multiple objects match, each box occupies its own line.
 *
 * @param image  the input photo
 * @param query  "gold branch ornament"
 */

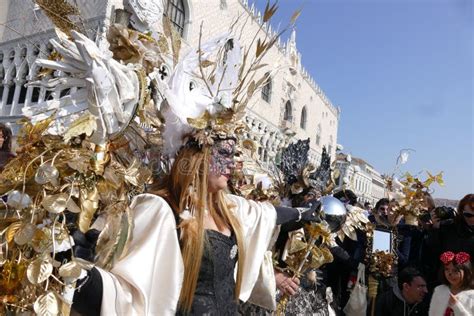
xmin=276 ymin=223 xmax=333 ymax=315
xmin=385 ymin=171 xmax=443 ymax=225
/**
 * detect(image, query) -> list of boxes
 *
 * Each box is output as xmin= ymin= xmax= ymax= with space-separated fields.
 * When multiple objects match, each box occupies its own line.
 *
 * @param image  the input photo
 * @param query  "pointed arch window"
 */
xmin=165 ymin=0 xmax=186 ymax=36
xmin=315 ymin=123 xmax=322 ymax=146
xmin=261 ymin=72 xmax=272 ymax=102
xmin=284 ymin=101 xmax=292 ymax=122
xmin=328 ymin=135 xmax=333 ymax=153
xmin=300 ymin=106 xmax=307 ymax=129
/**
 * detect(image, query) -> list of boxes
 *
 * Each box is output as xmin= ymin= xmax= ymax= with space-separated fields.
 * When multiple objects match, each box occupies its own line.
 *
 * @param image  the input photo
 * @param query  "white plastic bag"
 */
xmin=343 ymin=263 xmax=367 ymax=316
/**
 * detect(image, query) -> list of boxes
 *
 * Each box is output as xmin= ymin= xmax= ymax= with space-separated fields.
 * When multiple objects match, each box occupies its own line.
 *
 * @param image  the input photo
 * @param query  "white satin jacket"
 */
xmin=97 ymin=193 xmax=278 ymax=315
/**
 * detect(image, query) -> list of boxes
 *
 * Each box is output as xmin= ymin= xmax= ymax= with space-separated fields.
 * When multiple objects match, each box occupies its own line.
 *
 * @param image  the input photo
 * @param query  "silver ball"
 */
xmin=320 ymin=196 xmax=347 ymax=232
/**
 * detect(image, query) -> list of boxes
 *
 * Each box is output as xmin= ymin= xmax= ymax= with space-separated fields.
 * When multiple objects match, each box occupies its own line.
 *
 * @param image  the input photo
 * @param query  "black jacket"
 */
xmin=375 ymin=287 xmax=428 ymax=316
xmin=426 ymin=220 xmax=474 ymax=258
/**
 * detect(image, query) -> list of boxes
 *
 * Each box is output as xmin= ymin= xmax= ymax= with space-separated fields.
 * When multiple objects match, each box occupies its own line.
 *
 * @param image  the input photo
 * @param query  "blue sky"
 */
xmin=252 ymin=0 xmax=473 ymax=199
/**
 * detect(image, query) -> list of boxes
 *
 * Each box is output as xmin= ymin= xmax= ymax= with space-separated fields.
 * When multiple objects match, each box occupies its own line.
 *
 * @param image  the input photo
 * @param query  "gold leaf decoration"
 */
xmin=290 ymin=9 xmax=302 ymax=25
xmin=66 ymin=198 xmax=81 ymax=213
xmin=256 ymin=39 xmax=267 ymax=58
xmin=33 ymin=291 xmax=60 ymax=316
xmin=263 ymin=1 xmax=278 ymax=23
xmin=78 ymin=186 xmax=100 ymax=233
xmin=27 ymin=255 xmax=53 ymax=284
xmin=201 ymin=60 xmax=215 ymax=68
xmin=14 ymin=223 xmax=37 ymax=246
xmin=41 ymin=193 xmax=69 ymax=214
xmin=34 ymin=0 xmax=80 ymax=37
xmin=163 ymin=16 xmax=172 ymax=38
xmin=58 ymin=260 xmax=82 ymax=282
xmin=6 ymin=221 xmax=22 ymax=243
xmin=16 ymin=116 xmax=55 ymax=147
xmin=63 ymin=112 xmax=97 ymax=143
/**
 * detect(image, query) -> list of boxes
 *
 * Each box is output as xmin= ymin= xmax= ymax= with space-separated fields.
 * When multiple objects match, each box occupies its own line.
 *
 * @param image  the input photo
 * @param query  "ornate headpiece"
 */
xmin=440 ymin=251 xmax=471 ymax=265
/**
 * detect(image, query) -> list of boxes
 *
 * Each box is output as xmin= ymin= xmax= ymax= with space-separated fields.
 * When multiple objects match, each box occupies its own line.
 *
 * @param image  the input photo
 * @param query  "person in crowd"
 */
xmin=326 ymin=190 xmax=366 ymax=315
xmin=0 ymin=123 xmax=15 ymax=172
xmin=426 ymin=194 xmax=474 ymax=288
xmin=408 ymin=193 xmax=439 ymax=292
xmin=267 ymin=188 xmax=333 ymax=316
xmin=369 ymin=198 xmax=390 ymax=226
xmin=333 ymin=189 xmax=358 ymax=206
xmin=375 ymin=267 xmax=429 ymax=316
xmin=364 ymin=201 xmax=372 ymax=217
xmin=429 ymin=251 xmax=474 ymax=315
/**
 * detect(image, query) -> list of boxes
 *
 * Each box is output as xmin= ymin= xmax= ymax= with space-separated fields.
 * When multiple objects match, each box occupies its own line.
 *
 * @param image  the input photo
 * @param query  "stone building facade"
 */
xmin=0 ymin=0 xmax=340 ymax=166
xmin=335 ymin=153 xmax=387 ymax=205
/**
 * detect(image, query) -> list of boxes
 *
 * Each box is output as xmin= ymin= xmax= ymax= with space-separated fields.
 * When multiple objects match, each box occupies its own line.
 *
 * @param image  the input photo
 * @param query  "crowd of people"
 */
xmin=327 ymin=192 xmax=474 ymax=316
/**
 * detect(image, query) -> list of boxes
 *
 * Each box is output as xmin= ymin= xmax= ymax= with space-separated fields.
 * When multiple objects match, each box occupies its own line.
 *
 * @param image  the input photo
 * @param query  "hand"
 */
xmin=275 ymin=270 xmax=300 ymax=296
xmin=430 ymin=211 xmax=441 ymax=229
xmin=72 ymin=229 xmax=100 ymax=262
xmin=300 ymin=200 xmax=322 ymax=222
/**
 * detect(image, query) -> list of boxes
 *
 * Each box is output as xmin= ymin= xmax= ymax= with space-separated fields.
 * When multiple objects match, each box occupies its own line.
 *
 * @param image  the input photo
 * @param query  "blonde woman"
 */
xmin=71 ymin=137 xmax=319 ymax=315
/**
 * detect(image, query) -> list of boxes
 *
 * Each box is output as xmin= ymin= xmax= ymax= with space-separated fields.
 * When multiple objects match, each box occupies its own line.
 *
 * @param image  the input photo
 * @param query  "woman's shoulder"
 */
xmin=130 ymin=193 xmax=174 ymax=216
xmin=433 ymin=284 xmax=450 ymax=295
xmin=131 ymin=192 xmax=168 ymax=203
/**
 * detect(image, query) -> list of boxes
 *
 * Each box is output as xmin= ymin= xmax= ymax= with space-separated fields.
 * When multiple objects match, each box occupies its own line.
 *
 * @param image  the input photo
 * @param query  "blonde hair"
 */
xmin=154 ymin=145 xmax=245 ymax=312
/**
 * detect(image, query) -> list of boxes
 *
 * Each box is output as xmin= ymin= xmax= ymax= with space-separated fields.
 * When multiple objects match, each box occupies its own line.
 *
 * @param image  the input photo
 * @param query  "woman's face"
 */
xmin=444 ymin=263 xmax=464 ymax=288
xmin=462 ymin=204 xmax=474 ymax=227
xmin=0 ymin=132 xmax=4 ymax=148
xmin=208 ymin=139 xmax=236 ymax=192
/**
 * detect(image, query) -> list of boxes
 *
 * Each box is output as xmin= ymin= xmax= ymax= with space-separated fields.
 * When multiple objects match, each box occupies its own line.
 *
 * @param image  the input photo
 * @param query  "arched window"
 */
xmin=165 ymin=0 xmax=186 ymax=36
xmin=315 ymin=124 xmax=321 ymax=146
xmin=261 ymin=72 xmax=271 ymax=102
xmin=283 ymin=101 xmax=292 ymax=122
xmin=300 ymin=106 xmax=307 ymax=129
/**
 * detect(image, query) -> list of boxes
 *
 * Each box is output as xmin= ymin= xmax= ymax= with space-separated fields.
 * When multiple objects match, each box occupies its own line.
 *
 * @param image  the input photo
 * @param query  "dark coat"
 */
xmin=375 ymin=287 xmax=428 ymax=316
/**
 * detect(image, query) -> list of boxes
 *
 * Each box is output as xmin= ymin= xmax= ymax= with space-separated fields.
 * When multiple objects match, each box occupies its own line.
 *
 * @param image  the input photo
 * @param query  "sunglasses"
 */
xmin=463 ymin=212 xmax=474 ymax=218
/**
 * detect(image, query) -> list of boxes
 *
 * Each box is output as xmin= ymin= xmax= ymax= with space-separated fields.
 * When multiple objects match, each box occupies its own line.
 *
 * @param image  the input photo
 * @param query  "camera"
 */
xmin=419 ymin=212 xmax=431 ymax=223
xmin=434 ymin=206 xmax=456 ymax=221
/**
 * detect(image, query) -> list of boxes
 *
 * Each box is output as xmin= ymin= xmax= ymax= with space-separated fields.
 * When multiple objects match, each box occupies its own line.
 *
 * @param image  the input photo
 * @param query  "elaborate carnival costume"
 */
xmin=0 ymin=1 xmax=323 ymax=315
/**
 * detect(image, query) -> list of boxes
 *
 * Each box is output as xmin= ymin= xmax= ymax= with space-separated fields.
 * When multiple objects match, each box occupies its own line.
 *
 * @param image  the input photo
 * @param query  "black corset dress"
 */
xmin=178 ymin=229 xmax=239 ymax=315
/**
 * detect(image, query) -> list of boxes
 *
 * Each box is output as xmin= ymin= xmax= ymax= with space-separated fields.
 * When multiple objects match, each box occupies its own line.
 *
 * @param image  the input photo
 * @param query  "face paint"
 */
xmin=210 ymin=139 xmax=236 ymax=176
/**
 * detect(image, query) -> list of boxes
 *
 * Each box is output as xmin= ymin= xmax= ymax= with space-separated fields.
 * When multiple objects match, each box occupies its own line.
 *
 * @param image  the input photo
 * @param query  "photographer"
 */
xmin=426 ymin=194 xmax=474 ymax=287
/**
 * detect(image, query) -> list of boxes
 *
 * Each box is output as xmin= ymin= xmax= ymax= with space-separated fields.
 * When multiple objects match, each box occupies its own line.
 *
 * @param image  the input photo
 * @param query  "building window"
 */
xmin=283 ymin=101 xmax=292 ymax=121
xmin=315 ymin=124 xmax=321 ymax=146
xmin=261 ymin=72 xmax=272 ymax=102
xmin=165 ymin=0 xmax=185 ymax=36
xmin=300 ymin=106 xmax=307 ymax=129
